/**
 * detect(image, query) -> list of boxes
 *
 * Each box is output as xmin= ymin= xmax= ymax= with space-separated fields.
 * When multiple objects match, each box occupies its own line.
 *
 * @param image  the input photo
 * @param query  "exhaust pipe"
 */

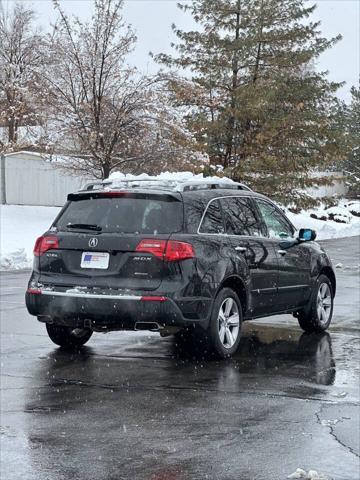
xmin=37 ymin=315 xmax=52 ymax=323
xmin=135 ymin=322 xmax=161 ymax=332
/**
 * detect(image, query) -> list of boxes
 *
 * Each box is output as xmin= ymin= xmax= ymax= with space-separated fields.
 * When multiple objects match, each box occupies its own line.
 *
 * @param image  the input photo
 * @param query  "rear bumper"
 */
xmin=25 ymin=288 xmax=210 ymax=331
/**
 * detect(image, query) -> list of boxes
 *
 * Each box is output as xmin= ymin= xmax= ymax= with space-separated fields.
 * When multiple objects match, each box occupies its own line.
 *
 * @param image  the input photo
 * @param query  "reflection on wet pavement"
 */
xmin=1 ymin=236 xmax=359 ymax=480
xmin=2 ymin=325 xmax=355 ymax=480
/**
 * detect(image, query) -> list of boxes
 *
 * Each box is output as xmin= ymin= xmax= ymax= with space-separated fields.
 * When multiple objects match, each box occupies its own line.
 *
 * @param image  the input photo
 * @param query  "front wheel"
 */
xmin=195 ymin=288 xmax=242 ymax=358
xmin=46 ymin=324 xmax=93 ymax=348
xmin=298 ymin=275 xmax=334 ymax=333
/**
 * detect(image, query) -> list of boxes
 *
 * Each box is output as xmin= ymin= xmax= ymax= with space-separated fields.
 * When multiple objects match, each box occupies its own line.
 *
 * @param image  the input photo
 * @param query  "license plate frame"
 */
xmin=80 ymin=252 xmax=110 ymax=269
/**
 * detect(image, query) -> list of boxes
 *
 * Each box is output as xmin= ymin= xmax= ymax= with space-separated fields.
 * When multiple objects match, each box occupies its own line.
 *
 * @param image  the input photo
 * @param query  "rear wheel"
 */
xmin=298 ymin=274 xmax=334 ymax=333
xmin=46 ymin=324 xmax=93 ymax=348
xmin=195 ymin=288 xmax=242 ymax=358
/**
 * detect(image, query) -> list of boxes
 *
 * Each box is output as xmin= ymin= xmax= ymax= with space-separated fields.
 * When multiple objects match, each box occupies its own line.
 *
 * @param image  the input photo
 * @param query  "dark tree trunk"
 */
xmin=224 ymin=0 xmax=241 ymax=169
xmin=102 ymin=161 xmax=111 ymax=180
xmin=8 ymin=117 xmax=17 ymax=143
xmin=237 ymin=0 xmax=264 ymax=165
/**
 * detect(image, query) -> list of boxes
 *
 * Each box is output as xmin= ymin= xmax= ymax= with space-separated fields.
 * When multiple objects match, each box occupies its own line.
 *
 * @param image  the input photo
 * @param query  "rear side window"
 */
xmin=199 ymin=200 xmax=224 ymax=234
xmin=220 ymin=197 xmax=264 ymax=237
xmin=55 ymin=195 xmax=183 ymax=234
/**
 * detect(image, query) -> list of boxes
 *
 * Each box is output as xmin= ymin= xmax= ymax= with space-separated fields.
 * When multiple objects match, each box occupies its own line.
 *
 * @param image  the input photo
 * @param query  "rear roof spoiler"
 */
xmin=67 ymin=190 xmax=182 ymax=202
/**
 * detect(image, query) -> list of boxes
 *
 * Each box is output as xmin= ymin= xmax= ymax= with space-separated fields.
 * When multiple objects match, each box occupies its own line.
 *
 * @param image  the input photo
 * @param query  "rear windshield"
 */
xmin=55 ymin=194 xmax=183 ymax=234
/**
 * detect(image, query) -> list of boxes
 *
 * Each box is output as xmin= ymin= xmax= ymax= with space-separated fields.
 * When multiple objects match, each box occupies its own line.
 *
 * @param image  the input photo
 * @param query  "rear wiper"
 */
xmin=66 ymin=223 xmax=102 ymax=231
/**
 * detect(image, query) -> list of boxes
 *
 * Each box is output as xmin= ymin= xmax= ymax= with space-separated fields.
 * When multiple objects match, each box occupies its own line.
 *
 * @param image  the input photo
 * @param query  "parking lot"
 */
xmin=1 ymin=237 xmax=359 ymax=480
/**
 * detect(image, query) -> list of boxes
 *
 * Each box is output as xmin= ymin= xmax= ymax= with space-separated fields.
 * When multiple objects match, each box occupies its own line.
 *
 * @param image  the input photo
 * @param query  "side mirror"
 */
xmin=298 ymin=228 xmax=316 ymax=242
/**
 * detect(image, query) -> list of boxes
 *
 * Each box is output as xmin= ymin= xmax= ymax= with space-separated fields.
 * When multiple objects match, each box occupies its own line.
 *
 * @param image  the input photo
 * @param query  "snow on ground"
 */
xmin=286 ymin=200 xmax=360 ymax=241
xmin=0 ymin=205 xmax=61 ymax=270
xmin=0 ymin=172 xmax=359 ymax=270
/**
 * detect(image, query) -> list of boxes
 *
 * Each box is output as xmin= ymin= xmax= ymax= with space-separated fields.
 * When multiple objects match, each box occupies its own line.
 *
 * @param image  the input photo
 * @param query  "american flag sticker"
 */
xmin=81 ymin=252 xmax=110 ymax=269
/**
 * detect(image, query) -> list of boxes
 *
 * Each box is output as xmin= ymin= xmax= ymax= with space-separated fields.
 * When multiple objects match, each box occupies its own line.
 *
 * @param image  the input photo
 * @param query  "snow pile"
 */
xmin=343 ymin=200 xmax=360 ymax=216
xmin=287 ymin=200 xmax=360 ymax=240
xmin=320 ymin=419 xmax=339 ymax=427
xmin=1 ymin=248 xmax=29 ymax=270
xmin=0 ymin=205 xmax=61 ymax=270
xmin=108 ymin=170 xmax=236 ymax=190
xmin=325 ymin=206 xmax=353 ymax=223
xmin=287 ymin=468 xmax=328 ymax=480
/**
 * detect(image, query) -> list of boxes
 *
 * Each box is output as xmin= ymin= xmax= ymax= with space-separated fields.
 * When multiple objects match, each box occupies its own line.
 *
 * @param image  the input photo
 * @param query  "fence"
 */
xmin=0 ymin=151 xmax=94 ymax=207
xmin=307 ymin=171 xmax=349 ymax=198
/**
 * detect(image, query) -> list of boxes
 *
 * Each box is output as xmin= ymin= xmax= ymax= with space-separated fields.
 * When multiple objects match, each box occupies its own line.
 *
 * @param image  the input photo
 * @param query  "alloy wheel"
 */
xmin=317 ymin=283 xmax=332 ymax=325
xmin=217 ymin=297 xmax=240 ymax=349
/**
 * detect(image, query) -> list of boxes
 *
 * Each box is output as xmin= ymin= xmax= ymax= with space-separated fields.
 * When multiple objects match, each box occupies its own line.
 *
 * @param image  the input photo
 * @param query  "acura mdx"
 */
xmin=25 ymin=179 xmax=336 ymax=358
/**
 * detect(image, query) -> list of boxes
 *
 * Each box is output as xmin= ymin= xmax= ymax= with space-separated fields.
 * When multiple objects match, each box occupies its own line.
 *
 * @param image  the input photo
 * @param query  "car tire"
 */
xmin=196 ymin=288 xmax=243 ymax=359
xmin=46 ymin=324 xmax=93 ymax=348
xmin=298 ymin=274 xmax=334 ymax=333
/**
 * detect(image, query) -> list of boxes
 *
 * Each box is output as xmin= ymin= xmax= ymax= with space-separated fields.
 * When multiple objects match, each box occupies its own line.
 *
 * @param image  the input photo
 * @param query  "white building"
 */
xmin=0 ymin=151 xmax=94 ymax=206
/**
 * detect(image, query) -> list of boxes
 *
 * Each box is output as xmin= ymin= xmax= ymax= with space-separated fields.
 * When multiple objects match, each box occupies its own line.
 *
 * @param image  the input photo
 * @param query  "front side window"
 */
xmin=199 ymin=200 xmax=224 ymax=234
xmin=220 ymin=197 xmax=264 ymax=237
xmin=256 ymin=200 xmax=294 ymax=239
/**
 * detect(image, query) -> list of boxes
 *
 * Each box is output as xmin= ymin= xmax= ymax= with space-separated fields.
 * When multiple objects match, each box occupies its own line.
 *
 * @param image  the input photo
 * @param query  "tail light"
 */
xmin=164 ymin=240 xmax=195 ymax=262
xmin=33 ymin=236 xmax=59 ymax=256
xmin=99 ymin=191 xmax=128 ymax=198
xmin=26 ymin=288 xmax=42 ymax=295
xmin=136 ymin=239 xmax=195 ymax=262
xmin=135 ymin=240 xmax=166 ymax=258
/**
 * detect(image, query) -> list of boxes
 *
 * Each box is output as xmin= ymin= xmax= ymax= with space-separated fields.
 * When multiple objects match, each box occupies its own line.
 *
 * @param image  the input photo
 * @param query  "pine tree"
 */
xmin=343 ymin=84 xmax=360 ymax=197
xmin=155 ymin=0 xmax=345 ymax=206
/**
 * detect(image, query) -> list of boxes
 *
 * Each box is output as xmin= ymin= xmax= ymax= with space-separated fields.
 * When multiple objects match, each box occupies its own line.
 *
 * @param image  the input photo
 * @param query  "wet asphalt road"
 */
xmin=1 ymin=237 xmax=359 ymax=480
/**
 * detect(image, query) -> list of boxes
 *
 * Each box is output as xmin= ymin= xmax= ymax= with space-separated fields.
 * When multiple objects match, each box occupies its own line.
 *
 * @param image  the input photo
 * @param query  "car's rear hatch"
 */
xmin=37 ymin=190 xmax=184 ymax=291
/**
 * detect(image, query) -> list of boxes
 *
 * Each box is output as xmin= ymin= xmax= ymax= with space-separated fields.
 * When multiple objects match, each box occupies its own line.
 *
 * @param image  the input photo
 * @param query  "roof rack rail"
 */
xmin=179 ymin=180 xmax=251 ymax=192
xmin=80 ymin=178 xmax=252 ymax=193
xmin=81 ymin=178 xmax=178 ymax=191
xmin=82 ymin=181 xmax=105 ymax=191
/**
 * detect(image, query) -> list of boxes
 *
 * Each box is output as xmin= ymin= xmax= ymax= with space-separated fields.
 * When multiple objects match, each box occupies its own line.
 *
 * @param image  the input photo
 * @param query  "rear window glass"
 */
xmin=55 ymin=195 xmax=183 ymax=234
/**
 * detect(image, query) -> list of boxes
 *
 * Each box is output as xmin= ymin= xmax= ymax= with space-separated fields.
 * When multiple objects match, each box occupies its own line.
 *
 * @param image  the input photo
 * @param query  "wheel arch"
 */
xmin=217 ymin=275 xmax=248 ymax=317
xmin=319 ymin=266 xmax=336 ymax=297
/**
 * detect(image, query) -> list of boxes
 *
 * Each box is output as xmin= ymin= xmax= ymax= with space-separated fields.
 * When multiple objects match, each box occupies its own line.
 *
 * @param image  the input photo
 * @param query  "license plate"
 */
xmin=80 ymin=252 xmax=109 ymax=269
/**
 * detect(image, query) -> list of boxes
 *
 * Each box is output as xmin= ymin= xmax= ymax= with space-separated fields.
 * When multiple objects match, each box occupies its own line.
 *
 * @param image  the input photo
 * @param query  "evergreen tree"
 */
xmin=343 ymin=84 xmax=360 ymax=197
xmin=155 ymin=0 xmax=345 ymax=206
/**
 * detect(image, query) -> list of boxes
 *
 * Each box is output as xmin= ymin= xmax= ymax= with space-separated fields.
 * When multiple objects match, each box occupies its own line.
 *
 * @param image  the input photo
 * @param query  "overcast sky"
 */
xmin=4 ymin=0 xmax=360 ymax=102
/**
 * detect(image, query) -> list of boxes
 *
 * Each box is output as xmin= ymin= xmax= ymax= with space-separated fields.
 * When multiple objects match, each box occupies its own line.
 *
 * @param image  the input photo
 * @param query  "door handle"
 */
xmin=235 ymin=246 xmax=247 ymax=253
xmin=277 ymin=249 xmax=287 ymax=256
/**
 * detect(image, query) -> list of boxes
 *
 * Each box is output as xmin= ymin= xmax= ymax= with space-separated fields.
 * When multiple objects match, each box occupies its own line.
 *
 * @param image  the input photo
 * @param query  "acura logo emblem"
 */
xmin=89 ymin=238 xmax=98 ymax=248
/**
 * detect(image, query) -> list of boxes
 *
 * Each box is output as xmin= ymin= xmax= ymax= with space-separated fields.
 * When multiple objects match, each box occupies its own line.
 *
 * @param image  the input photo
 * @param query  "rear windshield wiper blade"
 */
xmin=66 ymin=223 xmax=102 ymax=231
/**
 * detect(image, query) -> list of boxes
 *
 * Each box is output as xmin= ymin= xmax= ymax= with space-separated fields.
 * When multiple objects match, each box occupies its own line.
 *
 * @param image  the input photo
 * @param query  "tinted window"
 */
xmin=55 ymin=195 xmax=183 ymax=234
xmin=256 ymin=200 xmax=293 ymax=239
xmin=221 ymin=197 xmax=263 ymax=236
xmin=183 ymin=197 xmax=207 ymax=234
xmin=199 ymin=200 xmax=224 ymax=234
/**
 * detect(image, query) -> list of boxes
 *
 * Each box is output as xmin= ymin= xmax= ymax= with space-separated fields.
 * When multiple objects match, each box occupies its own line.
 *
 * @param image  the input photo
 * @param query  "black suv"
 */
xmin=25 ymin=179 xmax=336 ymax=358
